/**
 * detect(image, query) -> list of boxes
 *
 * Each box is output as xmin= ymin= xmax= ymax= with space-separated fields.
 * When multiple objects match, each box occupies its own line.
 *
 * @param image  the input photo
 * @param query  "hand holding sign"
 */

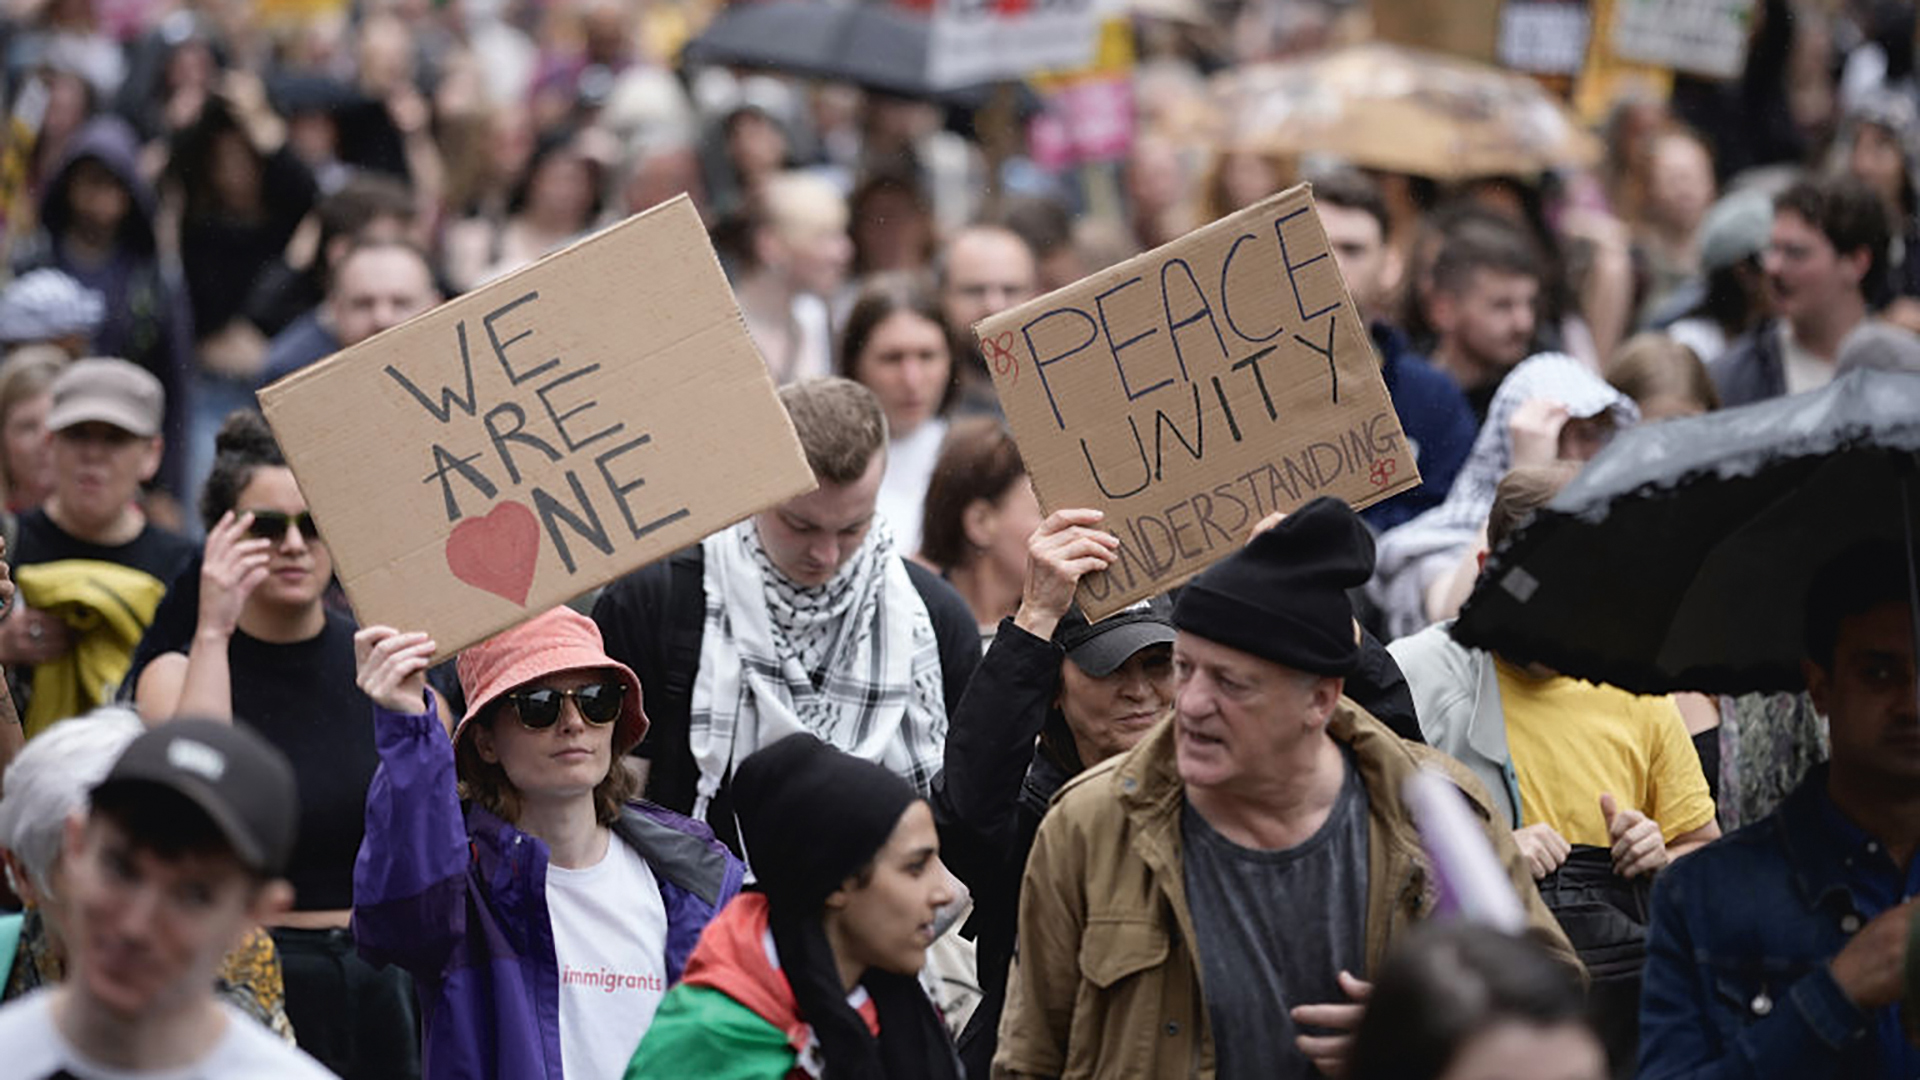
xmin=976 ymin=184 xmax=1419 ymax=619
xmin=261 ymin=197 xmax=816 ymax=660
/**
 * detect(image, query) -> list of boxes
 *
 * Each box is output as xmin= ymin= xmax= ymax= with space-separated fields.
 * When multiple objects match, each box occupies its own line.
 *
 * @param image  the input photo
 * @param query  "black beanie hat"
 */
xmin=734 ymin=733 xmax=918 ymax=907
xmin=1172 ymin=497 xmax=1376 ymax=676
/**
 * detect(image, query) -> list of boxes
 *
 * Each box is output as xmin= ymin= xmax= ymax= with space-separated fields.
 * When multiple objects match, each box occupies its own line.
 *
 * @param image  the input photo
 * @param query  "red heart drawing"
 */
xmin=445 ymin=501 xmax=539 ymax=605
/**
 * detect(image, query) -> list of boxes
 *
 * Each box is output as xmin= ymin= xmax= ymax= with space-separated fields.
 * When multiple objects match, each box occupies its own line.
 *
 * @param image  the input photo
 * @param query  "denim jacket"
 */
xmin=1639 ymin=767 xmax=1905 ymax=1079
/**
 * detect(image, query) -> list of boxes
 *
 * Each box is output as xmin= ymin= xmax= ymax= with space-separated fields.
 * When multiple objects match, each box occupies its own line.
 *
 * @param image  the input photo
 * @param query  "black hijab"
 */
xmin=733 ymin=734 xmax=962 ymax=1080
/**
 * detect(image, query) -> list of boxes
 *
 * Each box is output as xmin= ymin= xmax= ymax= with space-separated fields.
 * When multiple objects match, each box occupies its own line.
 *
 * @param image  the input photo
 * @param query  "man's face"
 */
xmin=51 ymin=421 xmax=160 ymax=526
xmin=940 ymin=231 xmax=1037 ymax=336
xmin=1320 ymin=203 xmax=1391 ymax=319
xmin=1171 ymin=632 xmax=1341 ymax=795
xmin=753 ymin=451 xmax=885 ymax=586
xmin=1806 ymin=601 xmax=1920 ymax=791
xmin=1763 ymin=209 xmax=1865 ymax=329
xmin=329 ymin=248 xmax=439 ymax=348
xmin=60 ymin=814 xmax=268 ymax=1021
xmin=1434 ymin=268 xmax=1539 ymax=377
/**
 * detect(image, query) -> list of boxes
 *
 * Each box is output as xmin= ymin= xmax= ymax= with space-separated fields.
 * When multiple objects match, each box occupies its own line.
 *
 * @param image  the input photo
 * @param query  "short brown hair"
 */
xmin=919 ymin=417 xmax=1027 ymax=570
xmin=1774 ymin=175 xmax=1891 ymax=303
xmin=778 ymin=377 xmax=887 ymax=485
xmin=454 ymin=698 xmax=642 ymax=827
xmin=1486 ymin=462 xmax=1580 ymax=550
xmin=1430 ymin=212 xmax=1544 ymax=297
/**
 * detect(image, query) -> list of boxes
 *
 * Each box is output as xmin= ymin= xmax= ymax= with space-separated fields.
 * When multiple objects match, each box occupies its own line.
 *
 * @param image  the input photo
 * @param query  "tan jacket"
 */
xmin=993 ymin=700 xmax=1579 ymax=1080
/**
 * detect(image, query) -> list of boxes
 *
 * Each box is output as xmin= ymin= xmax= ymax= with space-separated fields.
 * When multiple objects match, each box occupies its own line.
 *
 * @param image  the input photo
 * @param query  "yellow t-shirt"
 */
xmin=1494 ymin=658 xmax=1716 ymax=847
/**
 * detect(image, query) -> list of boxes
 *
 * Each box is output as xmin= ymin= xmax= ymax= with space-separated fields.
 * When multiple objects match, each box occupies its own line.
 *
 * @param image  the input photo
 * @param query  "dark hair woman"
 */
xmin=1348 ymin=924 xmax=1605 ymax=1080
xmin=917 ymin=417 xmax=1040 ymax=643
xmin=838 ymin=274 xmax=955 ymax=557
xmin=131 ymin=409 xmax=417 ymax=1078
xmin=628 ymin=732 xmax=961 ymax=1080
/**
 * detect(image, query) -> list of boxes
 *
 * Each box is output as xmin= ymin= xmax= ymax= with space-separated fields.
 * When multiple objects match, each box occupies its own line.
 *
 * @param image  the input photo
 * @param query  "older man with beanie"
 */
xmin=995 ymin=497 xmax=1575 ymax=1080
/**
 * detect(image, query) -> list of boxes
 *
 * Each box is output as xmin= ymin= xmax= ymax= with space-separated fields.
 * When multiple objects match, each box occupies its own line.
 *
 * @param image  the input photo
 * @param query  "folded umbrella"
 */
xmin=1452 ymin=368 xmax=1920 ymax=695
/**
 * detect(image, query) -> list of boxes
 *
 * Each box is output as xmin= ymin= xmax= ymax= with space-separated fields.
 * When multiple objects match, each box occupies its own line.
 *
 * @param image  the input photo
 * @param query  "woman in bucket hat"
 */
xmin=352 ymin=608 xmax=743 ymax=1080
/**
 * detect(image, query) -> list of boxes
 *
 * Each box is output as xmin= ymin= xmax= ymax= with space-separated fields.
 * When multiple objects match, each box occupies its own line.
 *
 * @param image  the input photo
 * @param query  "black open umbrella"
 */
xmin=681 ymin=0 xmax=1036 ymax=113
xmin=1452 ymin=368 xmax=1920 ymax=695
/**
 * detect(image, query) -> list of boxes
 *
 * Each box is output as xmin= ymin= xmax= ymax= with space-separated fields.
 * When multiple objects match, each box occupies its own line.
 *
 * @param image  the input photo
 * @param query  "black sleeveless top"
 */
xmin=228 ymin=610 xmax=377 ymax=911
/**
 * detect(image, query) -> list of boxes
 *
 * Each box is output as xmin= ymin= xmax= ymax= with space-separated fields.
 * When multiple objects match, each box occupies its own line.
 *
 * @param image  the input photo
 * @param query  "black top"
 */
xmin=226 ymin=610 xmax=377 ymax=911
xmin=13 ymin=508 xmax=197 ymax=582
xmin=592 ymin=545 xmax=982 ymax=854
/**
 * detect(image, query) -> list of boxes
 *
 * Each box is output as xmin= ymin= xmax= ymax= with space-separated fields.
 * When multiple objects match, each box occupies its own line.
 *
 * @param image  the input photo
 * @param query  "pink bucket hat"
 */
xmin=454 ymin=607 xmax=649 ymax=755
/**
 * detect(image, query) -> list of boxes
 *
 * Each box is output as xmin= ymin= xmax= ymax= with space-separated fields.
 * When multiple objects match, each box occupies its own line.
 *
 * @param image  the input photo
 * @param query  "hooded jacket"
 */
xmin=354 ymin=696 xmax=745 ymax=1080
xmin=993 ymin=702 xmax=1579 ymax=1079
xmin=20 ymin=115 xmax=192 ymax=492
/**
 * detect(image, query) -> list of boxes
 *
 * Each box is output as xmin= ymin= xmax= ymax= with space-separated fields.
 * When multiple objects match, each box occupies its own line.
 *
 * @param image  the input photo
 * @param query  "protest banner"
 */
xmin=259 ymin=195 xmax=816 ymax=659
xmin=976 ymin=184 xmax=1420 ymax=619
xmin=1610 ymin=0 xmax=1756 ymax=79
xmin=926 ymin=0 xmax=1100 ymax=90
xmin=1498 ymin=0 xmax=1592 ymax=77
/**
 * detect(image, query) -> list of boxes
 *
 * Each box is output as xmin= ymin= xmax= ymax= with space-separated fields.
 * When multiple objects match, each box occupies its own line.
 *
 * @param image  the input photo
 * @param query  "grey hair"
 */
xmin=0 ymin=706 xmax=146 ymax=893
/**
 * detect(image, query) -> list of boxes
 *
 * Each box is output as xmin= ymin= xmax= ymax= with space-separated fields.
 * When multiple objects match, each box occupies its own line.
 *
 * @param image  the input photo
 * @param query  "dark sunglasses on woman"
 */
xmin=244 ymin=509 xmax=322 ymax=543
xmin=502 ymin=682 xmax=626 ymax=729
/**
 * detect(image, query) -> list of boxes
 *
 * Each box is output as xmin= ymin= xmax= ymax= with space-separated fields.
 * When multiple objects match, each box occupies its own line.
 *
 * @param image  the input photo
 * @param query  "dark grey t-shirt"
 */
xmin=1181 ymin=749 xmax=1370 ymax=1080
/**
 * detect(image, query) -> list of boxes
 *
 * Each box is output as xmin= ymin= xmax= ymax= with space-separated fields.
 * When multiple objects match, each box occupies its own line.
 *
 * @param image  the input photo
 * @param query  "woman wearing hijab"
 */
xmin=353 ymin=608 xmax=743 ymax=1080
xmin=626 ymin=732 xmax=962 ymax=1080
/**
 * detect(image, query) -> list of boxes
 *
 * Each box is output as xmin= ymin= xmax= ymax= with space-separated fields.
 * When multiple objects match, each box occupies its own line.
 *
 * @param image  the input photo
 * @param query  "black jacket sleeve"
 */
xmin=591 ymin=550 xmax=705 ymax=816
xmin=927 ymin=618 xmax=1061 ymax=892
xmin=902 ymin=559 xmax=981 ymax=719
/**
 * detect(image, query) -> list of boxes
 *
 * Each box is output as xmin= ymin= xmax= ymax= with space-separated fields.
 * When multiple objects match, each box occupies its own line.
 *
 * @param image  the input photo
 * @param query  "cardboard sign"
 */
xmin=1610 ymin=0 xmax=1755 ymax=79
xmin=926 ymin=0 xmax=1100 ymax=89
xmin=1369 ymin=0 xmax=1503 ymax=64
xmin=259 ymin=196 xmax=815 ymax=659
xmin=976 ymin=185 xmax=1420 ymax=619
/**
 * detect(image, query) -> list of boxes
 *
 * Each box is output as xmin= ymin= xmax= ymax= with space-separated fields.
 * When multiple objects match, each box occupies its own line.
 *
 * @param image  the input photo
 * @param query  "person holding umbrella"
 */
xmin=1638 ymin=539 xmax=1920 ymax=1079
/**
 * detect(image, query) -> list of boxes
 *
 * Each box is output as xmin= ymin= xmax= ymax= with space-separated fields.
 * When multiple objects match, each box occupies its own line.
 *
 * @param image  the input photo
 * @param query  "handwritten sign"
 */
xmin=259 ymin=196 xmax=816 ymax=659
xmin=977 ymin=184 xmax=1420 ymax=619
xmin=1611 ymin=0 xmax=1755 ymax=79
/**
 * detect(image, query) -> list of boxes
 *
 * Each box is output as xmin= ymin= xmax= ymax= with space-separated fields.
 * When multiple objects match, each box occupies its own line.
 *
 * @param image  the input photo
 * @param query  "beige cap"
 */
xmin=47 ymin=357 xmax=164 ymax=437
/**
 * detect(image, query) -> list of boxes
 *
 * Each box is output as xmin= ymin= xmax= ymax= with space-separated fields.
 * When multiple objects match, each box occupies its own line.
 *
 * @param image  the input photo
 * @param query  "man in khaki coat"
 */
xmin=994 ymin=498 xmax=1577 ymax=1080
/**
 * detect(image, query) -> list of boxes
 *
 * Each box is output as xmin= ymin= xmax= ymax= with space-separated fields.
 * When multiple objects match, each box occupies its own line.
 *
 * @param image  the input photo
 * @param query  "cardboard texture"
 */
xmin=1369 ymin=0 xmax=1502 ymax=63
xmin=259 ymin=195 xmax=816 ymax=660
xmin=975 ymin=184 xmax=1420 ymax=620
xmin=1610 ymin=0 xmax=1755 ymax=79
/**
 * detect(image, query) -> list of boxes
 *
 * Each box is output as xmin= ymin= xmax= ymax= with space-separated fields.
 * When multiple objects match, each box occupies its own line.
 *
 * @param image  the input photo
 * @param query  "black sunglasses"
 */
xmin=502 ymin=681 xmax=626 ymax=730
xmin=245 ymin=510 xmax=322 ymax=543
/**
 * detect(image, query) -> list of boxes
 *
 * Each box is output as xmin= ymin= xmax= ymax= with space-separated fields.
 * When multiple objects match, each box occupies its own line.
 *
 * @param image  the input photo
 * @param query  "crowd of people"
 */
xmin=0 ymin=0 xmax=1915 ymax=1078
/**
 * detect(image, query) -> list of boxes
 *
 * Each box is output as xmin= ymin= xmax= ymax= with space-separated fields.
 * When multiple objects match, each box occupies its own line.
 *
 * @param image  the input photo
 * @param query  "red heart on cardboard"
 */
xmin=445 ymin=501 xmax=539 ymax=605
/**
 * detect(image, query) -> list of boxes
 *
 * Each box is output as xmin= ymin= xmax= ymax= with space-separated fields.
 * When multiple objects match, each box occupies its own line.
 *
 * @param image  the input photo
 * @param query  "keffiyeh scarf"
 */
xmin=689 ymin=517 xmax=946 ymax=817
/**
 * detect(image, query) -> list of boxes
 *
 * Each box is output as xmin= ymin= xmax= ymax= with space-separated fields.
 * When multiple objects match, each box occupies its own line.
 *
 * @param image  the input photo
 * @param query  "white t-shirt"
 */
xmin=1781 ymin=321 xmax=1837 ymax=396
xmin=547 ymin=835 xmax=670 ymax=1079
xmin=0 ymin=990 xmax=334 ymax=1079
xmin=877 ymin=417 xmax=950 ymax=557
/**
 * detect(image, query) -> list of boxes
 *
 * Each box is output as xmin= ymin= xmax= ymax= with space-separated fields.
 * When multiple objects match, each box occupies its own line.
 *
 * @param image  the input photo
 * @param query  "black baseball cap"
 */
xmin=92 ymin=720 xmax=299 ymax=878
xmin=1053 ymin=595 xmax=1177 ymax=677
